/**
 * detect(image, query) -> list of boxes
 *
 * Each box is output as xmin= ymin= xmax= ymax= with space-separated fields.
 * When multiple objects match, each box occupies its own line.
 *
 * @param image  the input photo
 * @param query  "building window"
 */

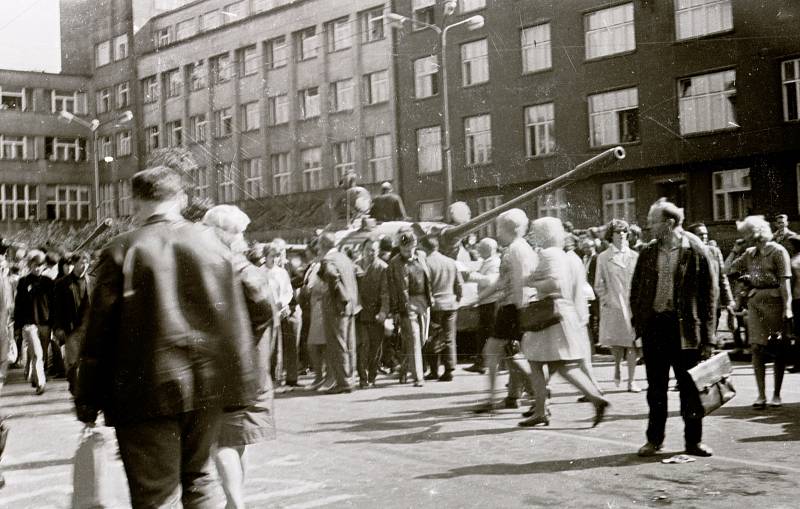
xmin=0 ymin=136 xmax=27 ymax=160
xmin=461 ymin=39 xmax=489 ymax=86
xmin=299 ymin=87 xmax=320 ymax=119
xmin=97 ymin=88 xmax=111 ymax=114
xmin=271 ymin=153 xmax=291 ymax=195
xmin=200 ymin=10 xmax=222 ymax=31
xmin=267 ymin=36 xmax=288 ymax=68
xmin=521 ymin=23 xmax=551 ymax=73
xmin=97 ymin=135 xmax=112 ymax=160
xmin=0 ymin=86 xmax=27 ymax=111
xmin=331 ymin=79 xmax=354 ymax=112
xmin=95 ymin=40 xmax=111 ymax=67
xmin=145 ymin=126 xmax=160 ymax=153
xmin=176 ymin=18 xmax=197 ymax=40
xmin=118 ymin=179 xmax=132 ymax=216
xmin=537 ymin=189 xmax=568 ymax=219
xmin=45 ymin=137 xmax=86 ymax=162
xmin=165 ymin=120 xmax=182 ymax=147
xmin=477 ymin=195 xmax=503 ymax=237
xmin=602 ymin=181 xmax=635 ymax=222
xmin=113 ymin=33 xmax=128 ymax=60
xmin=190 ymin=167 xmax=210 ymax=200
xmin=268 ymin=94 xmax=289 ymax=125
xmin=211 ymin=53 xmax=232 ymax=84
xmin=214 ymin=108 xmax=233 ymax=137
xmin=298 ymin=27 xmax=319 ymax=61
xmin=190 ymin=60 xmax=207 ymax=91
xmin=142 ymin=76 xmax=159 ymax=103
xmin=461 ymin=0 xmax=486 ymax=13
xmin=156 ymin=27 xmax=172 ymax=48
xmin=241 ymin=102 xmax=260 ymax=131
xmin=301 ymin=147 xmax=322 ymax=191
xmin=678 ymin=70 xmax=736 ymax=134
xmin=465 ymin=114 xmax=492 ymax=165
xmin=189 ymin=114 xmax=207 ymax=143
xmin=783 ymin=58 xmax=800 ymax=122
xmin=46 ymin=185 xmax=91 ymax=221
xmin=328 ymin=17 xmax=352 ymax=52
xmin=414 ymin=56 xmax=438 ymax=98
xmin=361 ymin=8 xmax=384 ymax=43
xmin=364 ymin=70 xmax=389 ymax=105
xmin=239 ymin=45 xmax=259 ymax=76
xmin=99 ymin=183 xmax=116 ymax=220
xmin=242 ymin=158 xmax=263 ymax=198
xmin=419 ymin=200 xmax=444 ymax=221
xmin=675 ymin=0 xmax=732 ymax=41
xmin=333 ymin=140 xmax=355 ymax=184
xmin=0 ymin=184 xmax=37 ymax=221
xmin=116 ymin=131 xmax=131 ymax=156
xmin=589 ymin=87 xmax=639 ymax=147
xmin=223 ymin=1 xmax=246 ymax=23
xmin=51 ymin=90 xmax=86 ymax=114
xmin=412 ymin=0 xmax=435 ymax=27
xmin=713 ymin=168 xmax=751 ymax=220
xmin=525 ymin=103 xmax=555 ymax=157
xmin=165 ymin=69 xmax=182 ymax=98
xmin=416 ymin=126 xmax=442 ymax=174
xmin=116 ymin=82 xmax=130 ymax=108
xmin=217 ymin=163 xmax=237 ymax=203
xmin=585 ymin=3 xmax=635 ymax=60
xmin=253 ymin=0 xmax=279 ymax=13
xmin=366 ymin=134 xmax=392 ymax=182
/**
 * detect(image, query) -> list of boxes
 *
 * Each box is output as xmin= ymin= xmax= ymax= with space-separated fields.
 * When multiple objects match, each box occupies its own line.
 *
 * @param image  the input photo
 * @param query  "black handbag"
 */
xmin=518 ymin=297 xmax=561 ymax=332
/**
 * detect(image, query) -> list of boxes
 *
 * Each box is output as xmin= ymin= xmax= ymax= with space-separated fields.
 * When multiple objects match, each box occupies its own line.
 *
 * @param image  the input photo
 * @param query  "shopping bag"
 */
xmin=687 ymin=352 xmax=736 ymax=416
xmin=72 ymin=425 xmax=113 ymax=509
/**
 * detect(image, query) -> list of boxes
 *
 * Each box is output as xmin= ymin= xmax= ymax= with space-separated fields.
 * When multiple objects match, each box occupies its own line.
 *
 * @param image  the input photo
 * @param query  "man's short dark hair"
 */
xmin=420 ymin=236 xmax=439 ymax=252
xmin=132 ymin=166 xmax=184 ymax=202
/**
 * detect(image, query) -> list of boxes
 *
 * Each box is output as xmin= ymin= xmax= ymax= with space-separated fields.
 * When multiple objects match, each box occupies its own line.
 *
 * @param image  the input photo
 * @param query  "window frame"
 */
xmin=271 ymin=152 xmax=292 ymax=195
xmin=0 ymin=86 xmax=28 ymax=111
xmin=46 ymin=184 xmax=91 ymax=221
xmin=521 ymin=23 xmax=552 ymax=74
xmin=584 ymin=3 xmax=636 ymax=61
xmin=366 ymin=133 xmax=393 ymax=183
xmin=333 ymin=140 xmax=356 ymax=185
xmin=241 ymin=101 xmax=261 ymax=131
xmin=268 ymin=93 xmax=289 ymax=125
xmin=0 ymin=184 xmax=38 ymax=221
xmin=142 ymin=75 xmax=160 ymax=104
xmin=0 ymin=135 xmax=28 ymax=160
xmin=418 ymin=200 xmax=444 ymax=221
xmin=299 ymin=87 xmax=321 ymax=119
xmin=328 ymin=16 xmax=353 ymax=53
xmin=537 ymin=189 xmax=568 ymax=220
xmin=189 ymin=114 xmax=208 ymax=143
xmin=301 ymin=147 xmax=323 ymax=192
xmin=214 ymin=107 xmax=233 ymax=137
xmin=712 ymin=168 xmax=751 ymax=221
xmin=95 ymin=40 xmax=111 ymax=67
xmin=332 ymin=78 xmax=354 ymax=112
xmin=782 ymin=58 xmax=800 ymax=122
xmin=365 ymin=69 xmax=389 ymax=105
xmin=116 ymin=81 xmax=130 ymax=108
xmin=414 ymin=56 xmax=439 ymax=99
xmin=674 ymin=0 xmax=733 ymax=41
xmin=524 ymin=102 xmax=555 ymax=158
xmin=116 ymin=130 xmax=131 ymax=156
xmin=461 ymin=38 xmax=489 ymax=87
xmin=361 ymin=8 xmax=385 ymax=44
xmin=113 ymin=33 xmax=129 ymax=61
xmin=416 ymin=125 xmax=442 ymax=175
xmin=239 ymin=45 xmax=259 ymax=76
xmin=677 ymin=69 xmax=737 ymax=135
xmin=96 ymin=88 xmax=111 ymax=114
xmin=242 ymin=158 xmax=263 ymax=198
xmin=588 ymin=86 xmax=640 ymax=147
xmin=298 ymin=27 xmax=320 ymax=61
xmin=267 ymin=36 xmax=288 ymax=69
xmin=217 ymin=162 xmax=238 ymax=203
xmin=601 ymin=180 xmax=635 ymax=223
xmin=464 ymin=113 xmax=492 ymax=166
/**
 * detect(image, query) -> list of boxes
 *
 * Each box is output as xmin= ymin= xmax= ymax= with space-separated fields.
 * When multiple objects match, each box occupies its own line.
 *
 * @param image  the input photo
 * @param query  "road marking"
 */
xmin=284 ymin=494 xmax=360 ymax=508
xmin=537 ymin=429 xmax=800 ymax=475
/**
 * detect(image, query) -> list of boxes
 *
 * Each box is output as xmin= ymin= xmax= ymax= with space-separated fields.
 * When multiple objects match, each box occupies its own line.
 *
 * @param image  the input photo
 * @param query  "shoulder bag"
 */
xmin=687 ymin=351 xmax=736 ymax=415
xmin=518 ymin=296 xmax=562 ymax=332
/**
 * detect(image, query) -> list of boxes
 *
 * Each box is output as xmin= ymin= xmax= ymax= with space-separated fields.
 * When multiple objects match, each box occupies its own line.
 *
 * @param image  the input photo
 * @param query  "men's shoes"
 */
xmin=685 ymin=443 xmax=713 ymax=457
xmin=437 ymin=371 xmax=453 ymax=382
xmin=326 ymin=386 xmax=353 ymax=395
xmin=752 ymin=398 xmax=767 ymax=410
xmin=463 ymin=363 xmax=486 ymax=374
xmin=424 ymin=372 xmax=440 ymax=381
xmin=35 ymin=384 xmax=46 ymax=396
xmin=637 ymin=442 xmax=663 ymax=457
xmin=504 ymin=397 xmax=520 ymax=409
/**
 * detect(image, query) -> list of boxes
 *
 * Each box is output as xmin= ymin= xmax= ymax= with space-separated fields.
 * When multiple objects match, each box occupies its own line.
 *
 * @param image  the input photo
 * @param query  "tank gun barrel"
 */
xmin=441 ymin=146 xmax=625 ymax=243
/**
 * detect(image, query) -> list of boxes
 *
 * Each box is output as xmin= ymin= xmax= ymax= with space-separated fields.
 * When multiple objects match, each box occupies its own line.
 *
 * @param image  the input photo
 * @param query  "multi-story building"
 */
xmin=392 ymin=0 xmax=800 ymax=241
xmin=132 ymin=0 xmax=400 ymax=240
xmin=0 ymin=69 xmax=93 ymax=234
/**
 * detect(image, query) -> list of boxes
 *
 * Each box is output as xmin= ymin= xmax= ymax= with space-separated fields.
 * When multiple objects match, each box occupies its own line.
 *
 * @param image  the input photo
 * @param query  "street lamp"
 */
xmin=58 ymin=109 xmax=133 ymax=224
xmin=386 ymin=12 xmax=485 ymax=212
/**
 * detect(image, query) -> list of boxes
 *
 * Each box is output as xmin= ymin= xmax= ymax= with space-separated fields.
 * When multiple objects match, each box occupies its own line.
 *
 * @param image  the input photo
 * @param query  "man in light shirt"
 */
xmin=464 ymin=238 xmax=501 ymax=374
xmin=263 ymin=241 xmax=302 ymax=387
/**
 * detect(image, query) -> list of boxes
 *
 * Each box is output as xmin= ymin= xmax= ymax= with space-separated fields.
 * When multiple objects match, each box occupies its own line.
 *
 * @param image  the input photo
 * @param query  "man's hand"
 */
xmin=701 ymin=344 xmax=715 ymax=361
xmin=279 ymin=306 xmax=290 ymax=319
xmin=75 ymin=403 xmax=98 ymax=424
xmin=784 ymin=307 xmax=793 ymax=321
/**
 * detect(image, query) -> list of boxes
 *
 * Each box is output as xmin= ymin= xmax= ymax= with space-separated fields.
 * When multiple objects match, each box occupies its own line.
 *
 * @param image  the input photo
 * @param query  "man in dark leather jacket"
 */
xmin=75 ymin=166 xmax=259 ymax=508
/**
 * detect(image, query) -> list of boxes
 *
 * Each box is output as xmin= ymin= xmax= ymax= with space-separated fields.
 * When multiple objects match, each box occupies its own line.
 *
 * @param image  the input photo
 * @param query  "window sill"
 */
xmin=214 ymin=134 xmax=233 ymax=140
xmin=414 ymin=93 xmax=439 ymax=101
xmin=462 ymin=81 xmax=489 ymax=90
xmin=297 ymin=56 xmax=318 ymax=63
xmin=679 ymin=127 xmax=740 ymax=139
xmin=674 ymin=28 xmax=734 ymax=45
xmin=466 ymin=162 xmax=493 ymax=169
xmin=268 ymin=64 xmax=288 ymax=71
xmin=361 ymin=38 xmax=386 ymax=46
xmin=590 ymin=140 xmax=640 ymax=150
xmin=300 ymin=115 xmax=321 ymax=121
xmin=526 ymin=153 xmax=557 ymax=161
xmin=418 ymin=170 xmax=443 ymax=176
xmin=328 ymin=47 xmax=352 ymax=54
xmin=584 ymin=49 xmax=637 ymax=64
xmin=521 ymin=67 xmax=553 ymax=77
xmin=268 ymin=122 xmax=289 ymax=127
xmin=240 ymin=72 xmax=258 ymax=78
xmin=242 ymin=128 xmax=261 ymax=134
xmin=330 ymin=108 xmax=354 ymax=115
xmin=364 ymin=101 xmax=389 ymax=107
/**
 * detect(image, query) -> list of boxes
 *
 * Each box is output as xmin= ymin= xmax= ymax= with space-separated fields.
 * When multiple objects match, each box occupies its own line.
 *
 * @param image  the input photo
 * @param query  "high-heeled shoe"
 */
xmin=518 ymin=415 xmax=549 ymax=427
xmin=593 ymin=400 xmax=610 ymax=428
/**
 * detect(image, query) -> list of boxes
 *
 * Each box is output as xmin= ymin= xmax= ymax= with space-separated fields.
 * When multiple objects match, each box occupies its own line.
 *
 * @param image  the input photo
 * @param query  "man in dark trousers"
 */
xmin=355 ymin=237 xmax=390 ymax=388
xmin=370 ymin=182 xmax=407 ymax=222
xmin=14 ymin=250 xmax=54 ymax=395
xmin=75 ymin=166 xmax=259 ymax=508
xmin=318 ymin=232 xmax=361 ymax=393
xmin=53 ymin=252 xmax=91 ymax=392
xmin=631 ymin=198 xmax=716 ymax=458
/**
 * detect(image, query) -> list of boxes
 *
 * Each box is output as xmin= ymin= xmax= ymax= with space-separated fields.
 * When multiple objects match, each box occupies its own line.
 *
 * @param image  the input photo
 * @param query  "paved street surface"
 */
xmin=1 ymin=357 xmax=799 ymax=508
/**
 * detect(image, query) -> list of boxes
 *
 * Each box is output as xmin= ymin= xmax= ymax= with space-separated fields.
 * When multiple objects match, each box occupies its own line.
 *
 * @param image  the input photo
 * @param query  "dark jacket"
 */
xmin=386 ymin=252 xmax=434 ymax=315
xmin=356 ymin=257 xmax=390 ymax=322
xmin=630 ymin=231 xmax=716 ymax=349
xmin=53 ymin=272 xmax=90 ymax=334
xmin=319 ymin=249 xmax=362 ymax=317
xmin=370 ymin=193 xmax=407 ymax=222
xmin=425 ymin=251 xmax=463 ymax=311
xmin=76 ymin=215 xmax=260 ymax=426
xmin=14 ymin=272 xmax=54 ymax=327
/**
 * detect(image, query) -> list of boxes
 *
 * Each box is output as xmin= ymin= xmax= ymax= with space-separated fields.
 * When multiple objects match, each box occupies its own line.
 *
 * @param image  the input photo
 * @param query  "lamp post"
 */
xmin=59 ymin=110 xmax=133 ymax=224
xmin=385 ymin=11 xmax=485 ymax=212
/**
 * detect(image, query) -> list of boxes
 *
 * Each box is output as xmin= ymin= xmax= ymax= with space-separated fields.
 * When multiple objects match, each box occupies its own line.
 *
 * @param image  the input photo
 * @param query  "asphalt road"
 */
xmin=1 ymin=357 xmax=798 ymax=508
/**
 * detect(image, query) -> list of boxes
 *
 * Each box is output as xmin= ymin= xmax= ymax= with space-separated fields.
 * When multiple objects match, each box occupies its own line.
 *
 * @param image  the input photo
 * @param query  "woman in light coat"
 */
xmin=595 ymin=219 xmax=641 ymax=392
xmin=520 ymin=217 xmax=610 ymax=427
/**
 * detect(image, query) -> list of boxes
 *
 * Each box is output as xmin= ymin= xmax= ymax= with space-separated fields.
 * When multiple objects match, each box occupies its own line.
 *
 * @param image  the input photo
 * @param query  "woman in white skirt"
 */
xmin=595 ymin=219 xmax=641 ymax=392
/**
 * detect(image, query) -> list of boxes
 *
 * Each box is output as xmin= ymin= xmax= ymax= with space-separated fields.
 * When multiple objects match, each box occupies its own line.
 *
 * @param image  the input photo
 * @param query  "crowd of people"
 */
xmin=0 ymin=163 xmax=798 ymax=506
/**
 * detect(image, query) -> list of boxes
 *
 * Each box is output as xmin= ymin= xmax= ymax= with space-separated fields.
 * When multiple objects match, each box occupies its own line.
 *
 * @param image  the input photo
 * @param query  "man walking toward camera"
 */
xmin=631 ymin=198 xmax=716 ymax=458
xmin=75 ymin=166 xmax=259 ymax=508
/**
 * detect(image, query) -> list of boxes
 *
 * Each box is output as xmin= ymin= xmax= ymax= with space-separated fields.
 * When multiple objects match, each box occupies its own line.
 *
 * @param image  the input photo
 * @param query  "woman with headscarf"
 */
xmin=595 ymin=219 xmax=641 ymax=392
xmin=728 ymin=215 xmax=792 ymax=409
xmin=520 ymin=217 xmax=610 ymax=428
xmin=202 ymin=205 xmax=279 ymax=509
